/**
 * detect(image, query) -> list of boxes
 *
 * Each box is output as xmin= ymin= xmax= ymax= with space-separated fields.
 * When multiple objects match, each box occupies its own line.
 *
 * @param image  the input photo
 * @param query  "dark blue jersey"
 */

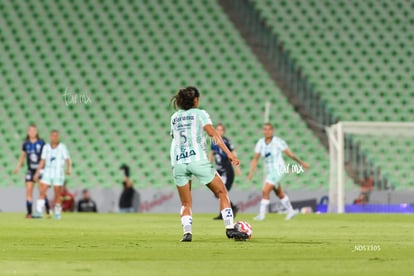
xmin=22 ymin=139 xmax=45 ymax=171
xmin=211 ymin=136 xmax=234 ymax=172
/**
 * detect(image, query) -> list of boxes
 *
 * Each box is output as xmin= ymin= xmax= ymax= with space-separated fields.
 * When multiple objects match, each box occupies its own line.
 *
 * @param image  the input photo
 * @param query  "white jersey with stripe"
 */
xmin=41 ymin=143 xmax=70 ymax=178
xmin=170 ymin=108 xmax=212 ymax=165
xmin=254 ymin=136 xmax=288 ymax=173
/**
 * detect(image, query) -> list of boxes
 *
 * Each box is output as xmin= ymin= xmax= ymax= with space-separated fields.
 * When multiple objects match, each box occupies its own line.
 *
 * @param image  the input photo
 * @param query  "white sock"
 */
xmin=36 ymin=199 xmax=45 ymax=214
xmin=181 ymin=215 xmax=192 ymax=234
xmin=55 ymin=204 xmax=62 ymax=216
xmin=259 ymin=199 xmax=270 ymax=218
xmin=221 ymin=208 xmax=234 ymax=229
xmin=280 ymin=195 xmax=294 ymax=212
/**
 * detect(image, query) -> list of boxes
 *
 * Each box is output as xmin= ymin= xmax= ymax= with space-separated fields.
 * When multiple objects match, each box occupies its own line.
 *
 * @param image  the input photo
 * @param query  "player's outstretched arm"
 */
xmin=204 ymin=125 xmax=239 ymax=166
xmin=232 ymin=150 xmax=242 ymax=175
xmin=34 ymin=159 xmax=45 ymax=181
xmin=247 ymin=153 xmax=260 ymax=180
xmin=283 ymin=149 xmax=310 ymax=169
xmin=66 ymin=159 xmax=72 ymax=176
xmin=13 ymin=151 xmax=26 ymax=174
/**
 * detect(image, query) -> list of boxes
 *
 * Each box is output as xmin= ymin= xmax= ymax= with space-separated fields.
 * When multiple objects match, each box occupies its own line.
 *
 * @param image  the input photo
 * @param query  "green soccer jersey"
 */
xmin=170 ymin=108 xmax=213 ymax=165
xmin=41 ymin=143 xmax=70 ymax=178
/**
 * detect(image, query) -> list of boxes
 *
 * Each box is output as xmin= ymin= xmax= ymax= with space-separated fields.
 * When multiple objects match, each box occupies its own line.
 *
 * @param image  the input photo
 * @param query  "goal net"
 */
xmin=325 ymin=121 xmax=414 ymax=213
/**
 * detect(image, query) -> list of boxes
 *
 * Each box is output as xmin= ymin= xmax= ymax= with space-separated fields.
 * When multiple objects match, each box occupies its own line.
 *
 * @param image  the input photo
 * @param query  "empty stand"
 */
xmin=1 ymin=0 xmax=333 ymax=190
xmin=245 ymin=0 xmax=414 ymax=189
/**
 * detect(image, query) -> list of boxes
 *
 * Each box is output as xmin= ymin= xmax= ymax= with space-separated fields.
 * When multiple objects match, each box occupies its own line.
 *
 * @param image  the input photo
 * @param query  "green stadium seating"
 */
xmin=250 ymin=0 xmax=414 ymax=189
xmin=0 ymin=0 xmax=338 ymax=190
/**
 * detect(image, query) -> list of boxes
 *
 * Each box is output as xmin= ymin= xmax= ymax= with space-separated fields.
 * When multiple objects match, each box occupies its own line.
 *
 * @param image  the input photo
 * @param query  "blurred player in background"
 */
xmin=209 ymin=123 xmax=240 ymax=220
xmin=248 ymin=123 xmax=309 ymax=221
xmin=61 ymin=182 xmax=75 ymax=212
xmin=354 ymin=171 xmax=374 ymax=204
xmin=14 ymin=124 xmax=51 ymax=218
xmin=119 ymin=164 xmax=139 ymax=213
xmin=170 ymin=87 xmax=247 ymax=242
xmin=77 ymin=189 xmax=98 ymax=212
xmin=34 ymin=130 xmax=71 ymax=219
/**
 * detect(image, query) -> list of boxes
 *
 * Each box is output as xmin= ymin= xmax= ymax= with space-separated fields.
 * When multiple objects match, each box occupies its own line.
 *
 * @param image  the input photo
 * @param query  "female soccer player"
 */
xmin=34 ymin=130 xmax=71 ymax=219
xmin=209 ymin=123 xmax=241 ymax=220
xmin=170 ymin=86 xmax=248 ymax=242
xmin=14 ymin=124 xmax=50 ymax=218
xmin=248 ymin=123 xmax=310 ymax=221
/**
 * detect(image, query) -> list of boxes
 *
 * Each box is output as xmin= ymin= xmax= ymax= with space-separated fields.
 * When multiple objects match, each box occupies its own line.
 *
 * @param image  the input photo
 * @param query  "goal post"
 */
xmin=326 ymin=121 xmax=414 ymax=213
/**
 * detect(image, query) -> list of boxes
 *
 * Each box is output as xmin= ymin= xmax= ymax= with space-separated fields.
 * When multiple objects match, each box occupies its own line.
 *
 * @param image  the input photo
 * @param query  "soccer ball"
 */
xmin=235 ymin=221 xmax=252 ymax=240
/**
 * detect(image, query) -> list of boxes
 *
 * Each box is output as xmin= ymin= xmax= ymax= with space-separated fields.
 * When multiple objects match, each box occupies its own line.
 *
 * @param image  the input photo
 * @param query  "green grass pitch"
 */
xmin=0 ymin=213 xmax=412 ymax=276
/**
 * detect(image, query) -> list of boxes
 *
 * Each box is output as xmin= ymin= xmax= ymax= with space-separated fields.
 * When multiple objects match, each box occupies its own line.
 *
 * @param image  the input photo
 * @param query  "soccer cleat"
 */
xmin=213 ymin=214 xmax=223 ymax=220
xmin=25 ymin=214 xmax=32 ymax=219
xmin=253 ymin=215 xmax=265 ymax=221
xmin=285 ymin=209 xmax=299 ymax=221
xmin=226 ymin=227 xmax=249 ymax=241
xmin=31 ymin=213 xmax=43 ymax=219
xmin=180 ymin=233 xmax=192 ymax=242
xmin=53 ymin=213 xmax=61 ymax=220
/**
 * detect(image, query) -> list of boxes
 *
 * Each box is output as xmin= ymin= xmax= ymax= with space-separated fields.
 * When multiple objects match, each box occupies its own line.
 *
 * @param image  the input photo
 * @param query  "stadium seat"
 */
xmin=249 ymin=0 xmax=414 ymax=189
xmin=0 ymin=0 xmax=337 ymax=190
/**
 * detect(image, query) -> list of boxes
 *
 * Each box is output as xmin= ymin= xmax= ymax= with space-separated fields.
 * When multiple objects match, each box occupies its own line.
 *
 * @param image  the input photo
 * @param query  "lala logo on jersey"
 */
xmin=50 ymin=157 xmax=56 ymax=163
xmin=265 ymin=152 xmax=271 ymax=158
xmin=176 ymin=150 xmax=196 ymax=161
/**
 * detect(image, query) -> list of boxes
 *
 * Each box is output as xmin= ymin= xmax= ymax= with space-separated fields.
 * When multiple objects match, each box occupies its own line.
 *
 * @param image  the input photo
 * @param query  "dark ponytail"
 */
xmin=171 ymin=86 xmax=200 ymax=110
